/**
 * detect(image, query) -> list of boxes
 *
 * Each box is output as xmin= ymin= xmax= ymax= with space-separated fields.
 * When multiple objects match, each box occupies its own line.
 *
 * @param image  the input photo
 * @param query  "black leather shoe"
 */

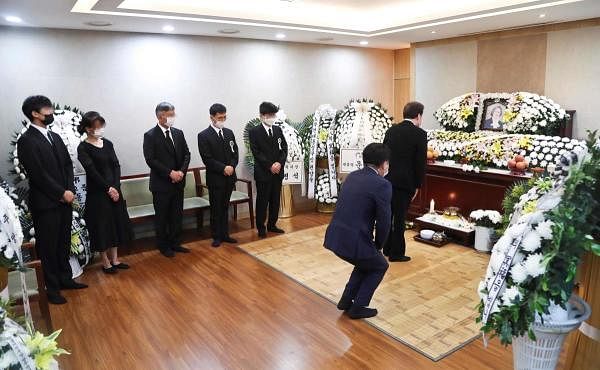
xmin=111 ymin=262 xmax=130 ymax=270
xmin=337 ymin=297 xmax=353 ymax=311
xmin=347 ymin=306 xmax=378 ymax=319
xmin=389 ymin=256 xmax=411 ymax=262
xmin=48 ymin=293 xmax=67 ymax=305
xmin=161 ymin=248 xmax=175 ymax=258
xmin=222 ymin=236 xmax=237 ymax=244
xmin=258 ymin=229 xmax=267 ymax=238
xmin=172 ymin=245 xmax=190 ymax=253
xmin=211 ymin=239 xmax=222 ymax=248
xmin=267 ymin=226 xmax=285 ymax=234
xmin=61 ymin=281 xmax=88 ymax=290
xmin=103 ymin=266 xmax=118 ymax=274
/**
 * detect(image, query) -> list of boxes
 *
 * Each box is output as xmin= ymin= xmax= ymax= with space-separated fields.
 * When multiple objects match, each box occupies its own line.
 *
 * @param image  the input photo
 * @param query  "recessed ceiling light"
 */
xmin=316 ymin=37 xmax=334 ymax=42
xmin=84 ymin=20 xmax=112 ymax=27
xmin=276 ymin=33 xmax=286 ymax=39
xmin=218 ymin=28 xmax=239 ymax=34
xmin=5 ymin=16 xmax=22 ymax=23
xmin=162 ymin=25 xmax=174 ymax=32
xmin=359 ymin=40 xmax=369 ymax=45
xmin=539 ymin=13 xmax=546 ymax=18
xmin=431 ymin=30 xmax=436 ymax=34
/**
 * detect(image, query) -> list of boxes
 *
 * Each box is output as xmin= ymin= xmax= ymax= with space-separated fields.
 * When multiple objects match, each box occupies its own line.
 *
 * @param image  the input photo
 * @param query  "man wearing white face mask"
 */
xmin=248 ymin=102 xmax=288 ymax=238
xmin=143 ymin=102 xmax=191 ymax=258
xmin=197 ymin=103 xmax=239 ymax=247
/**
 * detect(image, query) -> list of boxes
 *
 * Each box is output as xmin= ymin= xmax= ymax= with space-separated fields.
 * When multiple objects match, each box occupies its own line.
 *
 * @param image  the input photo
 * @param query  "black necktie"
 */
xmin=268 ymin=128 xmax=273 ymax=138
xmin=218 ymin=130 xmax=224 ymax=141
xmin=165 ymin=129 xmax=175 ymax=153
xmin=47 ymin=132 xmax=54 ymax=146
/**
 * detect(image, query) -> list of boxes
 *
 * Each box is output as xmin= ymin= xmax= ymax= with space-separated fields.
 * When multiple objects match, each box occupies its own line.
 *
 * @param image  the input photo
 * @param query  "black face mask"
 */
xmin=42 ymin=113 xmax=54 ymax=126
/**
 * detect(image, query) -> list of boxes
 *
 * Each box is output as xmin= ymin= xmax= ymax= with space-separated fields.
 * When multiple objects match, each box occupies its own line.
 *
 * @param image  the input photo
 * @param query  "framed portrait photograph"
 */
xmin=479 ymin=97 xmax=509 ymax=131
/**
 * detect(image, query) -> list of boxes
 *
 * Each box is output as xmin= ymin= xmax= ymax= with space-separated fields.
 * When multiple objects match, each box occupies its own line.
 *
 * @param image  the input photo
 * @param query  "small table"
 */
xmin=413 ymin=213 xmax=475 ymax=247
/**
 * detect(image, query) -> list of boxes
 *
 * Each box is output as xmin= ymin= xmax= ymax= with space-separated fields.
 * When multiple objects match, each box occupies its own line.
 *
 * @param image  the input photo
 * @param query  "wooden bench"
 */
xmin=120 ymin=167 xmax=254 ymax=233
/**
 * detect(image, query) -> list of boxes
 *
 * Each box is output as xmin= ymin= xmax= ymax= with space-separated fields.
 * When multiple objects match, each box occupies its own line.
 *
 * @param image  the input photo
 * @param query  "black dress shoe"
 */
xmin=61 ymin=280 xmax=88 ymax=290
xmin=48 ymin=293 xmax=67 ymax=305
xmin=102 ymin=266 xmax=118 ymax=274
xmin=267 ymin=226 xmax=285 ymax=234
xmin=161 ymin=248 xmax=175 ymax=258
xmin=211 ymin=239 xmax=222 ymax=248
xmin=222 ymin=236 xmax=237 ymax=244
xmin=337 ymin=296 xmax=353 ymax=311
xmin=347 ymin=306 xmax=378 ymax=319
xmin=258 ymin=229 xmax=267 ymax=238
xmin=389 ymin=256 xmax=411 ymax=262
xmin=111 ymin=262 xmax=130 ymax=270
xmin=172 ymin=245 xmax=190 ymax=253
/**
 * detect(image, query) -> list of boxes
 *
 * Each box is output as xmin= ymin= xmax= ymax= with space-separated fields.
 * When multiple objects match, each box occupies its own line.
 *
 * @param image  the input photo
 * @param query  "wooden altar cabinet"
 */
xmin=408 ymin=162 xmax=532 ymax=219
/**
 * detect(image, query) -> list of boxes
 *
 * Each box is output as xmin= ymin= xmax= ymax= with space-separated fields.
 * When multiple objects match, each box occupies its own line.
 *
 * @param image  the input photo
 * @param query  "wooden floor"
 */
xmin=49 ymin=212 xmax=521 ymax=369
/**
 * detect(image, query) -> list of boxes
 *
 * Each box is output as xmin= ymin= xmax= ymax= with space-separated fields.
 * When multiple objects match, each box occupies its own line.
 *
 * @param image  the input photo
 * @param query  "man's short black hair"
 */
xmin=209 ymin=103 xmax=227 ymax=116
xmin=259 ymin=102 xmax=279 ymax=115
xmin=155 ymin=102 xmax=175 ymax=117
xmin=403 ymin=101 xmax=424 ymax=120
xmin=363 ymin=143 xmax=390 ymax=167
xmin=22 ymin=95 xmax=52 ymax=121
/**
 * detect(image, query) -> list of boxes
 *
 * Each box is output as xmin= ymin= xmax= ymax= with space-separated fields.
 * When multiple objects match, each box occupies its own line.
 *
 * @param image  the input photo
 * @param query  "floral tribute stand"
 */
xmin=477 ymin=132 xmax=600 ymax=370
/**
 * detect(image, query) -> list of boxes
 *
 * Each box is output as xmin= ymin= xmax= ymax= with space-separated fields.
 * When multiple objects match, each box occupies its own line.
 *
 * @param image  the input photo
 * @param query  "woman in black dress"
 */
xmin=77 ymin=111 xmax=132 ymax=274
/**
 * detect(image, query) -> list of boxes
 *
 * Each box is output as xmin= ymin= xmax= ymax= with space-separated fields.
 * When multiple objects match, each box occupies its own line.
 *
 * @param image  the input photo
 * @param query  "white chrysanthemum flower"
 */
xmin=501 ymin=286 xmax=521 ymax=306
xmin=508 ymin=223 xmax=528 ymax=238
xmin=511 ymin=263 xmax=528 ymax=284
xmin=524 ymin=253 xmax=546 ymax=278
xmin=512 ymin=251 xmax=525 ymax=266
xmin=522 ymin=230 xmax=542 ymax=252
xmin=490 ymin=250 xmax=506 ymax=273
xmin=536 ymin=220 xmax=554 ymax=240
xmin=478 ymin=280 xmax=487 ymax=300
xmin=494 ymin=234 xmax=512 ymax=253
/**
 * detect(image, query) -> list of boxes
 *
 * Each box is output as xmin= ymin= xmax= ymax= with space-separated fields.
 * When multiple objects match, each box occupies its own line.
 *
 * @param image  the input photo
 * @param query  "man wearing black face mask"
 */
xmin=17 ymin=95 xmax=88 ymax=305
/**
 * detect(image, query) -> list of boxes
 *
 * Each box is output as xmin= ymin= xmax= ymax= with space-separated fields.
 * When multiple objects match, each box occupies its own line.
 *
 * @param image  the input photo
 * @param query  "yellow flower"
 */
xmin=318 ymin=129 xmax=328 ymax=142
xmin=25 ymin=329 xmax=70 ymax=370
xmin=523 ymin=200 xmax=538 ymax=214
xmin=460 ymin=107 xmax=473 ymax=119
xmin=503 ymin=110 xmax=517 ymax=122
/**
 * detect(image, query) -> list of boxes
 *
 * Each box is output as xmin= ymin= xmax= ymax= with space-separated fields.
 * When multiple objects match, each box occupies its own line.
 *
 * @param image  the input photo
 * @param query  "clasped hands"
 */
xmin=223 ymin=166 xmax=234 ymax=176
xmin=169 ymin=170 xmax=185 ymax=184
xmin=107 ymin=187 xmax=120 ymax=202
xmin=270 ymin=162 xmax=282 ymax=174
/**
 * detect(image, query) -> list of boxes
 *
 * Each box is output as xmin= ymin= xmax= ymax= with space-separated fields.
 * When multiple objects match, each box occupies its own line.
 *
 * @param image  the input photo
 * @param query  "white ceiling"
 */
xmin=1 ymin=0 xmax=599 ymax=49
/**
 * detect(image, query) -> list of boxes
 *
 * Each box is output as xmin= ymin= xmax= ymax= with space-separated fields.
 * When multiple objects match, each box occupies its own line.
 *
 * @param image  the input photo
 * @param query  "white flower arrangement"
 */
xmin=436 ymin=92 xmax=568 ymax=136
xmin=274 ymin=110 xmax=304 ymax=163
xmin=469 ymin=210 xmax=502 ymax=228
xmin=315 ymin=172 xmax=338 ymax=204
xmin=477 ymin=133 xmax=600 ymax=344
xmin=0 ymin=187 xmax=23 ymax=264
xmin=334 ymin=99 xmax=393 ymax=150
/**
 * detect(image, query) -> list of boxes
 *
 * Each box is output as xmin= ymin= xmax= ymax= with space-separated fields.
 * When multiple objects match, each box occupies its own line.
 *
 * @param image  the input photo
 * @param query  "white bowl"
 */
xmin=420 ymin=229 xmax=435 ymax=240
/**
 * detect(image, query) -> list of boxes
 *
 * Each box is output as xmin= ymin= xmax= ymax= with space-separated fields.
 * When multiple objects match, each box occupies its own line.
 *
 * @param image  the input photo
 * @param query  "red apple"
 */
xmin=516 ymin=162 xmax=527 ymax=171
xmin=515 ymin=155 xmax=525 ymax=163
xmin=508 ymin=159 xmax=517 ymax=169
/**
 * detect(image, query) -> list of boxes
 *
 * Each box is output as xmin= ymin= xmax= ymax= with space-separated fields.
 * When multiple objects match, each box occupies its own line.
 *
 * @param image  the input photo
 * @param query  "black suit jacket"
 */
xmin=197 ymin=126 xmax=239 ymax=188
xmin=324 ymin=167 xmax=392 ymax=259
xmin=248 ymin=124 xmax=288 ymax=182
xmin=17 ymin=126 xmax=75 ymax=211
xmin=143 ymin=125 xmax=191 ymax=193
xmin=383 ymin=120 xmax=427 ymax=191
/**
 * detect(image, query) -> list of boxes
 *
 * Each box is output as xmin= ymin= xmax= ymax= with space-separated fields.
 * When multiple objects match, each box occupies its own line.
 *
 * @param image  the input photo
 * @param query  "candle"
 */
xmin=430 ymin=199 xmax=435 ymax=214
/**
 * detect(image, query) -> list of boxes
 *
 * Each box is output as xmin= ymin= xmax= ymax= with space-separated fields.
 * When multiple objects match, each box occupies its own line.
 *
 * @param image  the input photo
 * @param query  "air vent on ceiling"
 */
xmin=456 ymin=21 xmax=558 ymax=37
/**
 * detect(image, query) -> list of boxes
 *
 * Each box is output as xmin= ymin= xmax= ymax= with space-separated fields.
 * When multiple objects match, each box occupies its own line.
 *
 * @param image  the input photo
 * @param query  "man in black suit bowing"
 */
xmin=18 ymin=95 xmax=88 ymax=305
xmin=248 ymin=102 xmax=288 ymax=238
xmin=197 ymin=103 xmax=239 ymax=248
xmin=143 ymin=102 xmax=191 ymax=257
xmin=383 ymin=101 xmax=428 ymax=262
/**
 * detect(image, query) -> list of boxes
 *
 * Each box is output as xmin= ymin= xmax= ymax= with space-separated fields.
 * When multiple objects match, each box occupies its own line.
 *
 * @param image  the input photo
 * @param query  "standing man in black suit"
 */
xmin=18 ymin=95 xmax=88 ymax=305
xmin=143 ymin=102 xmax=191 ymax=258
xmin=383 ymin=101 xmax=428 ymax=262
xmin=197 ymin=103 xmax=239 ymax=248
xmin=248 ymin=102 xmax=288 ymax=238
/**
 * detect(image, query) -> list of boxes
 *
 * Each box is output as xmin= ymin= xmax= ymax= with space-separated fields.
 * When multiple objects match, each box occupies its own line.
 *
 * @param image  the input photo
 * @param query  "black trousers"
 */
xmin=208 ymin=183 xmax=234 ymax=240
xmin=383 ymin=187 xmax=414 ymax=258
xmin=337 ymin=252 xmax=389 ymax=307
xmin=31 ymin=204 xmax=74 ymax=295
xmin=152 ymin=190 xmax=184 ymax=251
xmin=255 ymin=176 xmax=282 ymax=230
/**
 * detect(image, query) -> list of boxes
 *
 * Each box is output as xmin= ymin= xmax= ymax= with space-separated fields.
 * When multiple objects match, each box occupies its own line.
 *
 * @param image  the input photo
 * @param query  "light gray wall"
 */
xmin=414 ymin=41 xmax=478 ymax=130
xmin=545 ymin=26 xmax=600 ymax=139
xmin=0 ymin=26 xmax=394 ymax=182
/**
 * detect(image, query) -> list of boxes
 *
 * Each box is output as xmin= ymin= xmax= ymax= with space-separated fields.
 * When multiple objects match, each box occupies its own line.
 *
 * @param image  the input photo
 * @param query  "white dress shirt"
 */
xmin=158 ymin=124 xmax=175 ymax=145
xmin=31 ymin=124 xmax=53 ymax=144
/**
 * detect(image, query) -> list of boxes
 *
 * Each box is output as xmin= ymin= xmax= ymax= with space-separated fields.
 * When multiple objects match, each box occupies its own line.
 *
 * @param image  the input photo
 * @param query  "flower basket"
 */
xmin=316 ymin=201 xmax=336 ymax=213
xmin=512 ymin=295 xmax=591 ymax=370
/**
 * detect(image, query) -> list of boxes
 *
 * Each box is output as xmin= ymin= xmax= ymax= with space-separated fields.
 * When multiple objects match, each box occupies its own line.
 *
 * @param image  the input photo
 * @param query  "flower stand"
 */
xmin=512 ymin=295 xmax=591 ymax=370
xmin=474 ymin=226 xmax=494 ymax=252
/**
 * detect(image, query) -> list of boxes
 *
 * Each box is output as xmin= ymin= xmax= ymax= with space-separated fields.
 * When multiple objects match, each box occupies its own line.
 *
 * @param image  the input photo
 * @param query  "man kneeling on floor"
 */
xmin=323 ymin=143 xmax=392 ymax=319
